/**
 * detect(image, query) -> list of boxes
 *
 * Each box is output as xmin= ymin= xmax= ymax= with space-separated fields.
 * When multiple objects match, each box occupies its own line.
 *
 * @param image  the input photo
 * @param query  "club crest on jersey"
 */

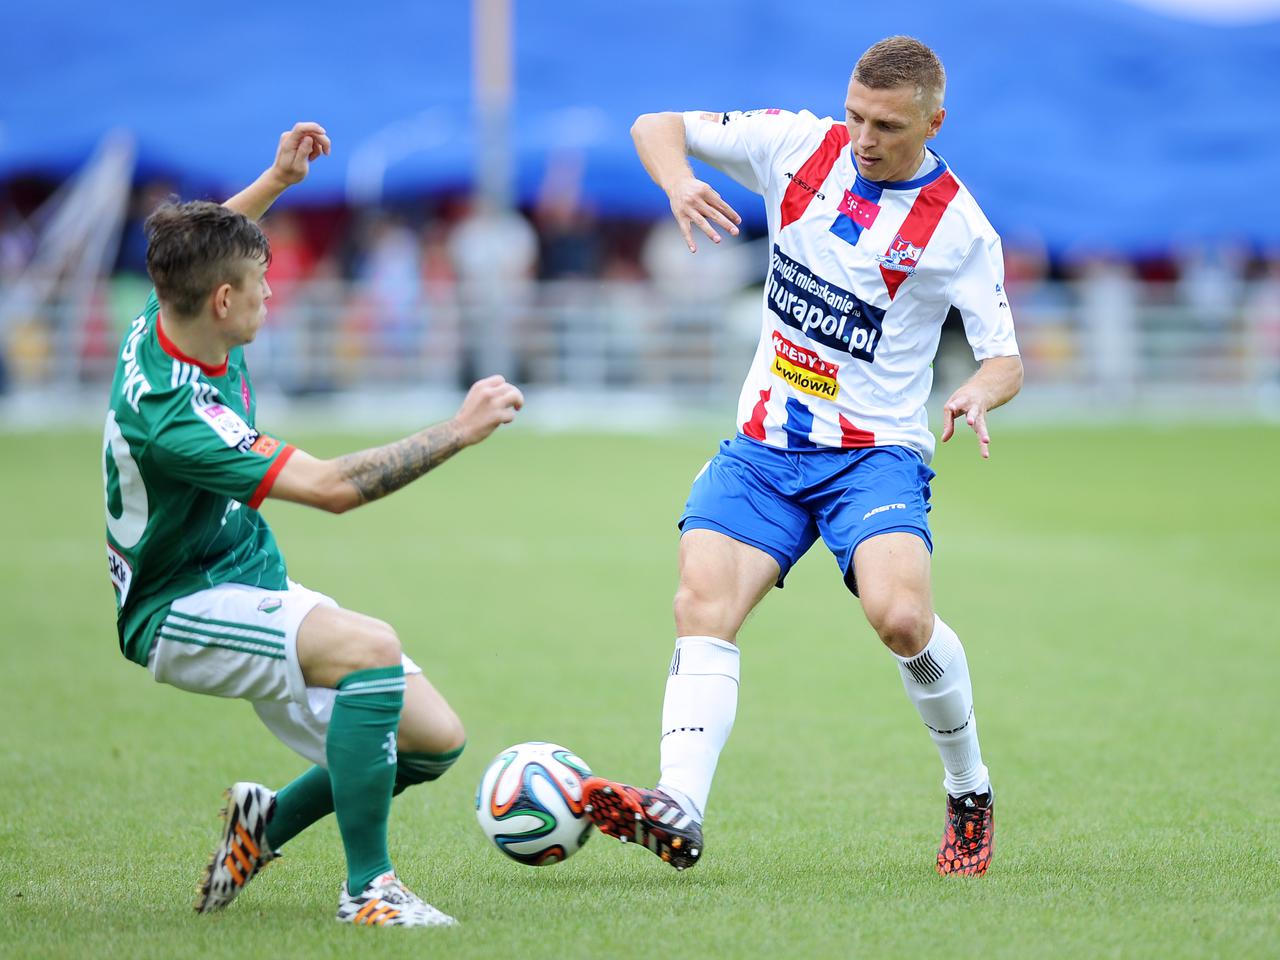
xmin=877 ymin=234 xmax=924 ymax=275
xmin=767 ymin=245 xmax=885 ymax=363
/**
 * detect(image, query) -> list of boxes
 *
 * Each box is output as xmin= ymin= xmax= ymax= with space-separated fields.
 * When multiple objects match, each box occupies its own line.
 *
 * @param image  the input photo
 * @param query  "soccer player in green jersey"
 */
xmin=103 ymin=122 xmax=524 ymax=927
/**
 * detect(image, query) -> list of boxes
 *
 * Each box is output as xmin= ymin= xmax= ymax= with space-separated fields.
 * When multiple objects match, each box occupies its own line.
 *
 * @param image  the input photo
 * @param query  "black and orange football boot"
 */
xmin=195 ymin=782 xmax=278 ymax=911
xmin=581 ymin=777 xmax=703 ymax=870
xmin=937 ymin=788 xmax=994 ymax=876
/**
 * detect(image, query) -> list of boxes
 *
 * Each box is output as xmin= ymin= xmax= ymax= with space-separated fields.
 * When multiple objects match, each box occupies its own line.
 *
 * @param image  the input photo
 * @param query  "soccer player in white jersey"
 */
xmin=103 ymin=122 xmax=523 ymax=925
xmin=581 ymin=36 xmax=1023 ymax=877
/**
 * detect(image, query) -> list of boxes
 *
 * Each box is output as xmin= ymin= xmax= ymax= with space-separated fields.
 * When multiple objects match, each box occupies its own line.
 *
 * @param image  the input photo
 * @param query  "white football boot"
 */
xmin=195 ymin=782 xmax=278 ymax=912
xmin=336 ymin=871 xmax=457 ymax=927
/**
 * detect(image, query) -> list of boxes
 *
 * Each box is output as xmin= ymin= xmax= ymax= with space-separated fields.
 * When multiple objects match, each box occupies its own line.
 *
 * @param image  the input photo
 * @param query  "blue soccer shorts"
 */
xmin=679 ymin=434 xmax=936 ymax=594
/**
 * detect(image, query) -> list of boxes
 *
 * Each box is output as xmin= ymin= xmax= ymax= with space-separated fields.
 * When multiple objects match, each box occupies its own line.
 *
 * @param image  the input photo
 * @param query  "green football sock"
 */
xmin=266 ymin=765 xmax=332 ymax=850
xmin=326 ymin=665 xmax=405 ymax=893
xmin=264 ymin=739 xmax=464 ymax=849
xmin=393 ymin=743 xmax=466 ymax=795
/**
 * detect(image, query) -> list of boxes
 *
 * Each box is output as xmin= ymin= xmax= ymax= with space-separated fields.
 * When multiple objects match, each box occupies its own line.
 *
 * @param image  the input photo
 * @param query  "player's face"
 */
xmin=844 ymin=80 xmax=945 ymax=183
xmin=223 ymin=258 xmax=272 ymax=346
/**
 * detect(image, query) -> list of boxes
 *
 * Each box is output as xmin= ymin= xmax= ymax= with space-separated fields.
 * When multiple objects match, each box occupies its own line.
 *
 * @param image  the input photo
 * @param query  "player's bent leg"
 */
xmin=257 ymin=673 xmax=466 ymax=855
xmin=296 ymin=606 xmax=407 ymax=897
xmin=158 ymin=583 xmax=327 ymax=913
xmin=394 ymin=673 xmax=466 ymax=795
xmin=672 ymin=528 xmax=779 ymax=641
xmin=295 ymin=606 xmax=403 ymax=687
xmin=853 ymin=532 xmax=994 ymax=876
xmin=852 ymin=531 xmax=935 ymax=657
xmin=584 ymin=530 xmax=776 ymax=869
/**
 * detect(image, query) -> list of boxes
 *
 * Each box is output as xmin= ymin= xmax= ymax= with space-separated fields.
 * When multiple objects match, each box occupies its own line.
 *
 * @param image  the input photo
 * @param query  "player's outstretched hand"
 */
xmin=667 ymin=176 xmax=741 ymax=253
xmin=941 ymin=385 xmax=992 ymax=459
xmin=271 ymin=122 xmax=331 ymax=187
xmin=454 ymin=375 xmax=524 ymax=447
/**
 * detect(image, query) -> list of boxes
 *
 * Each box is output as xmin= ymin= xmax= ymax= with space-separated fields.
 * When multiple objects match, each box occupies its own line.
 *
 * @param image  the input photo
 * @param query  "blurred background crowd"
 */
xmin=3 ymin=0 xmax=1278 ymax=421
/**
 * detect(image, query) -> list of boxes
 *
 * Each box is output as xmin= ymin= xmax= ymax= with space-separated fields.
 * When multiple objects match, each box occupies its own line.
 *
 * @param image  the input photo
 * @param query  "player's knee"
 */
xmin=357 ymin=618 xmax=402 ymax=670
xmin=440 ymin=712 xmax=466 ymax=752
xmin=398 ymin=698 xmax=466 ymax=754
xmin=869 ymin=602 xmax=933 ymax=657
xmin=673 ymin=582 xmax=729 ymax=636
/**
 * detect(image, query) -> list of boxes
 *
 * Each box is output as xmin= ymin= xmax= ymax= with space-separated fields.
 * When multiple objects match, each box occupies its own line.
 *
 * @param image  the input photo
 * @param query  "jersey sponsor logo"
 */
xmin=119 ymin=314 xmax=153 ymax=412
xmin=767 ymin=245 xmax=885 ymax=362
xmin=783 ymin=172 xmax=825 ymax=200
xmin=107 ymin=542 xmax=133 ymax=606
xmin=838 ymin=190 xmax=880 ymax=230
xmin=249 ymin=434 xmax=280 ymax=458
xmin=770 ymin=332 xmax=839 ymax=399
xmin=724 ymin=108 xmax=780 ymax=124
xmin=194 ymin=397 xmax=259 ymax=452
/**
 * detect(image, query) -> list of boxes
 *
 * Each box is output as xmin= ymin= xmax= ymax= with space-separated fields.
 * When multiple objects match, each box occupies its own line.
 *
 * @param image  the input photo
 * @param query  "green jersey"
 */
xmin=103 ymin=292 xmax=295 ymax=666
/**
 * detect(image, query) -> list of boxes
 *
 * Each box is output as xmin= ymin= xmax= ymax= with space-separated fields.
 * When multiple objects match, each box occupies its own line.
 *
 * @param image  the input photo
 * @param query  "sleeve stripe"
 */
xmin=247 ymin=444 xmax=296 ymax=509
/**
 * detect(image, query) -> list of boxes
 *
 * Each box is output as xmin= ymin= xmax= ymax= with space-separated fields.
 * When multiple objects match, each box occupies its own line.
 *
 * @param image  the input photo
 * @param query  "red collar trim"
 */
xmin=156 ymin=313 xmax=229 ymax=378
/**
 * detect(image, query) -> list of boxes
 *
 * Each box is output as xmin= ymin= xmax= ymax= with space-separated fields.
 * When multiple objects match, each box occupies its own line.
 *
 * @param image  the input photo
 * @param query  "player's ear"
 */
xmin=211 ymin=282 xmax=233 ymax=319
xmin=927 ymin=106 xmax=946 ymax=140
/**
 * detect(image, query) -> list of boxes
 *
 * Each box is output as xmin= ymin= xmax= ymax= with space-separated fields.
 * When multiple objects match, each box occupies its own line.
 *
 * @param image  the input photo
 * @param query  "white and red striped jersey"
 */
xmin=684 ymin=108 xmax=1019 ymax=461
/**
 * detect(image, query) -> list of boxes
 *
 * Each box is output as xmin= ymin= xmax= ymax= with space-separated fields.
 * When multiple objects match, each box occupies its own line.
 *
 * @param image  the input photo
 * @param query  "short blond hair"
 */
xmin=853 ymin=36 xmax=946 ymax=114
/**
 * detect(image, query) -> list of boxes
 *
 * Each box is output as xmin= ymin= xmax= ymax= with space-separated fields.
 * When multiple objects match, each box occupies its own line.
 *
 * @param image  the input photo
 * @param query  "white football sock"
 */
xmin=895 ymin=616 xmax=990 ymax=797
xmin=655 ymin=635 xmax=740 ymax=822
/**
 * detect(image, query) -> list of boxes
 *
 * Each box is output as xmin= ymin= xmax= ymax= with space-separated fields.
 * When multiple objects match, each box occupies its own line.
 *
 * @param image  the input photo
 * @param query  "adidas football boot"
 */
xmin=581 ymin=777 xmax=703 ymax=870
xmin=195 ymin=781 xmax=278 ymax=912
xmin=337 ymin=871 xmax=457 ymax=927
xmin=937 ymin=787 xmax=994 ymax=876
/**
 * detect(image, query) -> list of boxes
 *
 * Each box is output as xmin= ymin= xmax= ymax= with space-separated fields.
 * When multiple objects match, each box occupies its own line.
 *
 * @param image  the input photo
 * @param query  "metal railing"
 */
xmin=3 ymin=275 xmax=1279 ymax=418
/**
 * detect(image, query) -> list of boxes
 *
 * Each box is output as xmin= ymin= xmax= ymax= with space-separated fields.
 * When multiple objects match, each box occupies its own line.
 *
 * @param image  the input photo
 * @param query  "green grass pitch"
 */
xmin=1 ymin=422 xmax=1277 ymax=958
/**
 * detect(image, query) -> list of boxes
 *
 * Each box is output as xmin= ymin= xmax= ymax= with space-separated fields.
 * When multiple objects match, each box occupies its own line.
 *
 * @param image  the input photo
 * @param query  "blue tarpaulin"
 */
xmin=2 ymin=0 xmax=1277 ymax=252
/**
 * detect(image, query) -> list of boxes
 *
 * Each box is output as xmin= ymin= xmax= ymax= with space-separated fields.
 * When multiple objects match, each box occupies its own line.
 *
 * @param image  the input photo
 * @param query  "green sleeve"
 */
xmin=148 ymin=388 xmax=293 ymax=507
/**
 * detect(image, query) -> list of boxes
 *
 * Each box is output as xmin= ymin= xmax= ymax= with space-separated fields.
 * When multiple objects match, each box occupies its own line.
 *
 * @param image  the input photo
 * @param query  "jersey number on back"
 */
xmin=103 ymin=411 xmax=148 ymax=548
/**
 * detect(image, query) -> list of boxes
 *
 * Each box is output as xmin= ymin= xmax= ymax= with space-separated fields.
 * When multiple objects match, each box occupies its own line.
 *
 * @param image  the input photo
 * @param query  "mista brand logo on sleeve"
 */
xmin=784 ymin=172 xmax=825 ymax=200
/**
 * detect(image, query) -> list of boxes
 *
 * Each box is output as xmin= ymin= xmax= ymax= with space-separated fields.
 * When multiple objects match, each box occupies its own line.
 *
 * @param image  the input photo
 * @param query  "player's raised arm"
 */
xmin=267 ymin=375 xmax=524 ymax=513
xmin=632 ymin=112 xmax=740 ymax=253
xmin=223 ymin=122 xmax=332 ymax=221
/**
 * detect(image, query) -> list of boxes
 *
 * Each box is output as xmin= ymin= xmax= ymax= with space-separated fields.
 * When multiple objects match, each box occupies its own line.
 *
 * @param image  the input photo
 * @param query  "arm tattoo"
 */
xmin=336 ymin=420 xmax=464 ymax=505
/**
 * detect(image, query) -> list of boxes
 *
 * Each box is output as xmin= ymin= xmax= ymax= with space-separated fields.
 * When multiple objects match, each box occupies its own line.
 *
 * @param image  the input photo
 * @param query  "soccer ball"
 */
xmin=475 ymin=741 xmax=593 ymax=866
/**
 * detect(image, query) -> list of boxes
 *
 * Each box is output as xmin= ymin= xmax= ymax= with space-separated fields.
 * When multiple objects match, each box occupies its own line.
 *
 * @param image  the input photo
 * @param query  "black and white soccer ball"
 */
xmin=475 ymin=741 xmax=594 ymax=866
